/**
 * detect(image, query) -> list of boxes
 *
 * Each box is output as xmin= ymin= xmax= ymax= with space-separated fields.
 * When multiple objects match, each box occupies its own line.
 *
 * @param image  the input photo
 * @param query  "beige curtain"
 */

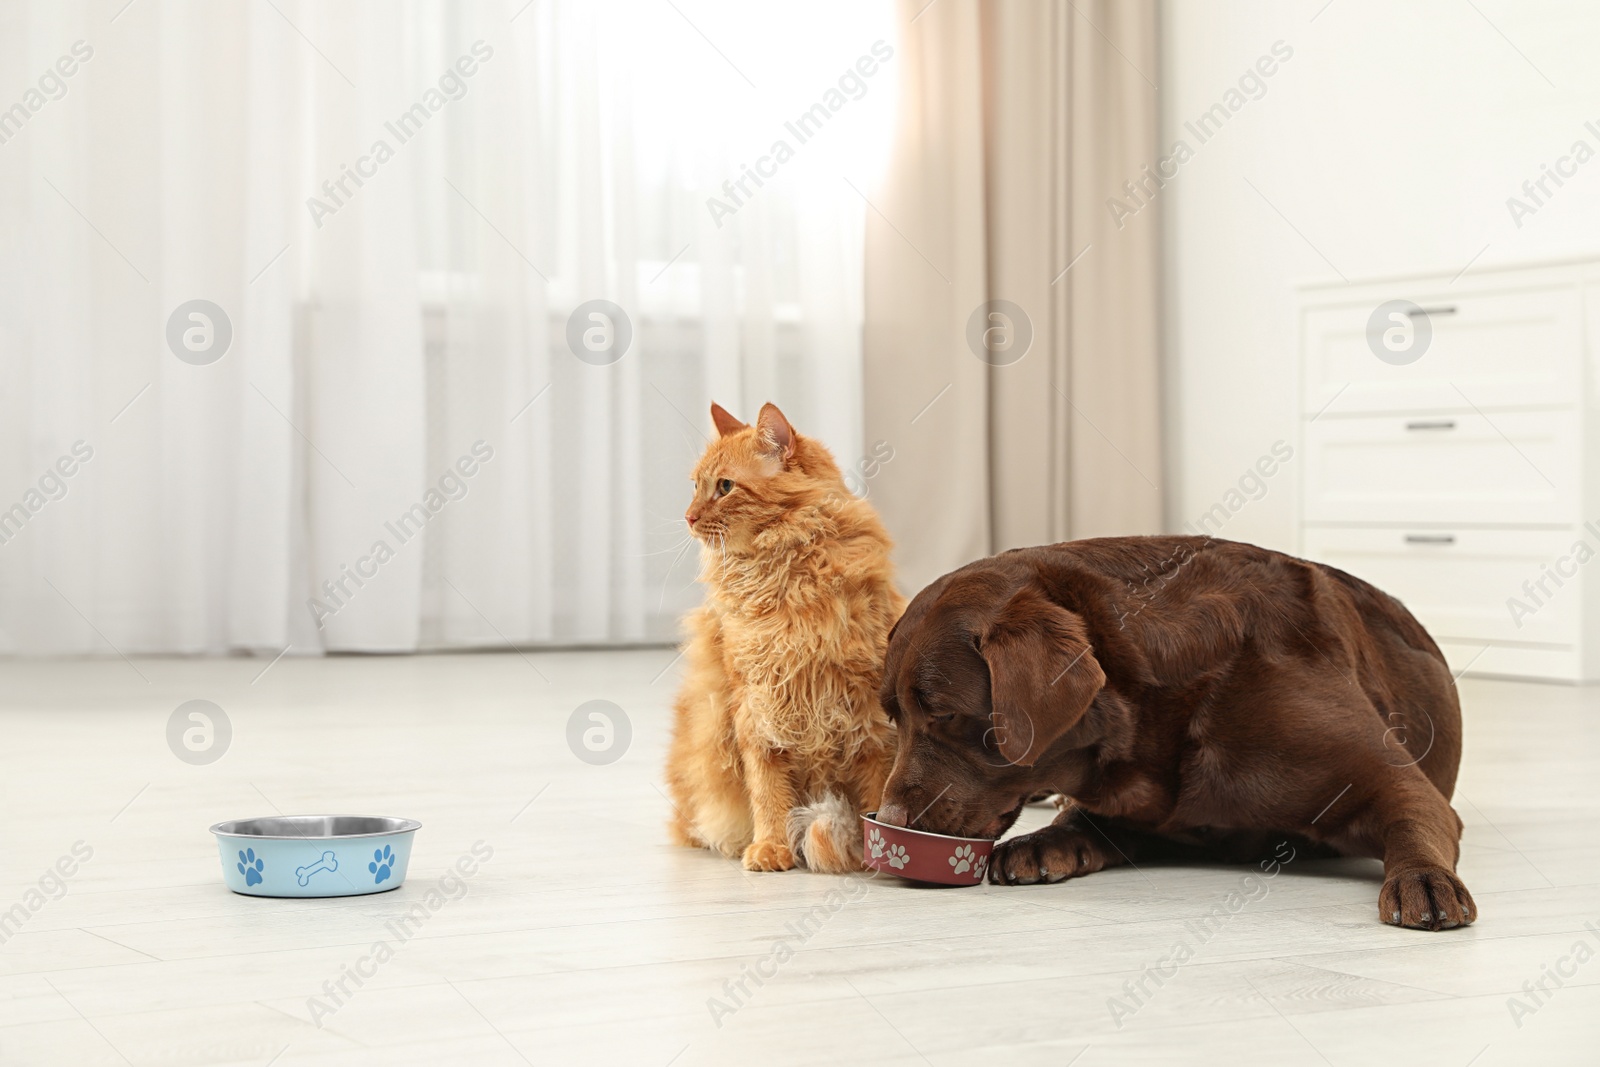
xmin=864 ymin=0 xmax=1162 ymax=596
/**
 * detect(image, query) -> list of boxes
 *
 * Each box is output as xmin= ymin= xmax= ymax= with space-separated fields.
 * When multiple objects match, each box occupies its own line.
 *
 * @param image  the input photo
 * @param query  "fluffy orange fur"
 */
xmin=665 ymin=402 xmax=905 ymax=872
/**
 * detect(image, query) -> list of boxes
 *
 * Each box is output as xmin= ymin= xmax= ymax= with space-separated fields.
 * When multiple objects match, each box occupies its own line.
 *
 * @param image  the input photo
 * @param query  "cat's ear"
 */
xmin=755 ymin=403 xmax=795 ymax=461
xmin=710 ymin=403 xmax=747 ymax=437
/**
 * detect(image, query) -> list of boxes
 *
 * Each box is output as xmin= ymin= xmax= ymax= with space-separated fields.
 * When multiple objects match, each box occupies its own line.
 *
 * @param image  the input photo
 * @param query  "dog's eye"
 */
xmin=909 ymin=686 xmax=954 ymax=723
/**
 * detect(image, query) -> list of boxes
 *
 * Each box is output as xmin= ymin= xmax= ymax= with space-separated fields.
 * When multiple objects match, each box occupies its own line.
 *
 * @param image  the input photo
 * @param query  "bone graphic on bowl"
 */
xmin=295 ymin=850 xmax=339 ymax=887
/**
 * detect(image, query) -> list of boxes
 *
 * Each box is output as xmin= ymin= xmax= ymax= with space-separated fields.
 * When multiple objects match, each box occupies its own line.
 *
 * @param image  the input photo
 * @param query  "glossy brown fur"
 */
xmin=877 ymin=536 xmax=1476 ymax=931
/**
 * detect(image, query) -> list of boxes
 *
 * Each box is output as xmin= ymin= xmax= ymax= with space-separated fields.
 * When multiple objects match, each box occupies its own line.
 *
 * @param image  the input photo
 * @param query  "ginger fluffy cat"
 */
xmin=665 ymin=402 xmax=904 ymax=872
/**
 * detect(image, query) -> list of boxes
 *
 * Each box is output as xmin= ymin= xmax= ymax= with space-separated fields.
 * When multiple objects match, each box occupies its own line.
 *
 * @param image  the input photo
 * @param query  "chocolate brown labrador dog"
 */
xmin=876 ymin=536 xmax=1475 ymax=931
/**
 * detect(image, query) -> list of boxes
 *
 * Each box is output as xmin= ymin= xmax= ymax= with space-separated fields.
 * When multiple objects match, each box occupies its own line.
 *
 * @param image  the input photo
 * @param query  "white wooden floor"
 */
xmin=1 ymin=650 xmax=1597 ymax=1066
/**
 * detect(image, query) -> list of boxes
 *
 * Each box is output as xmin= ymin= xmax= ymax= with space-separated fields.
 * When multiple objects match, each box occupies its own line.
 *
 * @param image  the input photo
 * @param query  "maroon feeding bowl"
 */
xmin=861 ymin=812 xmax=993 ymax=885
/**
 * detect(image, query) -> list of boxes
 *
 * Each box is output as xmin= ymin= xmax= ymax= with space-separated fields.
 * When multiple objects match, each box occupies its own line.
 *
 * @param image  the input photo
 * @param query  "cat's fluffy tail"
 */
xmin=786 ymin=793 xmax=862 ymax=874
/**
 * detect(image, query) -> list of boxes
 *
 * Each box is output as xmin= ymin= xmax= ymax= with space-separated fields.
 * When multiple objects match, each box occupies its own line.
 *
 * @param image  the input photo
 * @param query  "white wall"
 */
xmin=1158 ymin=0 xmax=1600 ymax=551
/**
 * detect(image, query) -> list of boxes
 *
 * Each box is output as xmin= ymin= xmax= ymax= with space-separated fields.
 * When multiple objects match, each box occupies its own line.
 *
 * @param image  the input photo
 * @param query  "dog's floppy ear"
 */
xmin=978 ymin=587 xmax=1105 ymax=766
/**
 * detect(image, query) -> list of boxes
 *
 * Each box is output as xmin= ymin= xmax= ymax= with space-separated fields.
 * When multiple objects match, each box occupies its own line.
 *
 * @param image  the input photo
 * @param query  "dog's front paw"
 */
xmin=1379 ymin=866 xmax=1476 ymax=930
xmin=990 ymin=826 xmax=1108 ymax=885
xmin=742 ymin=840 xmax=795 ymax=872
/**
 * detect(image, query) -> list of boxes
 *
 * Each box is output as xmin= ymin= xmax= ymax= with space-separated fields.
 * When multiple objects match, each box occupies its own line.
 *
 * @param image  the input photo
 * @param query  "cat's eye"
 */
xmin=716 ymin=478 xmax=734 ymax=497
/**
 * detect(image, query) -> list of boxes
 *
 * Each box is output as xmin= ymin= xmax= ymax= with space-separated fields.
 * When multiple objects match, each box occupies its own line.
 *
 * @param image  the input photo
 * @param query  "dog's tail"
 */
xmin=786 ymin=793 xmax=862 ymax=874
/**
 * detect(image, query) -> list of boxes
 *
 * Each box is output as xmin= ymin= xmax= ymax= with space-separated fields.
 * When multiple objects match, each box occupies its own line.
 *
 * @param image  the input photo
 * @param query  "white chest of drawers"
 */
xmin=1297 ymin=259 xmax=1600 ymax=683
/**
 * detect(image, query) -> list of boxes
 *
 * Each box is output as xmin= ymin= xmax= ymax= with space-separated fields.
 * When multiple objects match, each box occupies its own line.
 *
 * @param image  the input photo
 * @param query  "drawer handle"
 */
xmin=1405 ymin=534 xmax=1456 ymax=545
xmin=1405 ymin=419 xmax=1457 ymax=431
xmin=1405 ymin=305 xmax=1457 ymax=317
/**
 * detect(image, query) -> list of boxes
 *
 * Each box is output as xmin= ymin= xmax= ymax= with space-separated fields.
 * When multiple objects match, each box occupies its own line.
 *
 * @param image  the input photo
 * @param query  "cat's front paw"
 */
xmin=742 ymin=840 xmax=795 ymax=872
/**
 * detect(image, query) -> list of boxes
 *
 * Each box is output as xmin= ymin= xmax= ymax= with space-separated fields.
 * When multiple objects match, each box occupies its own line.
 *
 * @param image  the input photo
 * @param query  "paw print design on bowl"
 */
xmin=212 ymin=816 xmax=420 ymax=898
xmin=369 ymin=844 xmax=396 ymax=884
xmin=237 ymin=848 xmax=265 ymax=887
xmin=861 ymin=813 xmax=994 ymax=886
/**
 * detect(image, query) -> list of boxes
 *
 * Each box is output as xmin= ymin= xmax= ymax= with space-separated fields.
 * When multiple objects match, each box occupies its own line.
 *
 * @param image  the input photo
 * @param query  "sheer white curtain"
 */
xmin=0 ymin=0 xmax=895 ymax=654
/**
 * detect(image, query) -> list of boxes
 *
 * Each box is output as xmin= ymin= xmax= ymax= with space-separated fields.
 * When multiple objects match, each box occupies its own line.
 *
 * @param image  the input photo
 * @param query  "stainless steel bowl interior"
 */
xmin=209 ymin=815 xmax=421 ymax=839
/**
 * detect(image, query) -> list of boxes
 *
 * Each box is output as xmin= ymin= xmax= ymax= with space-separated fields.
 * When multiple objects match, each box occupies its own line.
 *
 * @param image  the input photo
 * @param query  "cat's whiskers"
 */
xmin=689 ymin=523 xmax=726 ymax=549
xmin=631 ymin=533 xmax=695 ymax=558
xmin=659 ymin=536 xmax=696 ymax=610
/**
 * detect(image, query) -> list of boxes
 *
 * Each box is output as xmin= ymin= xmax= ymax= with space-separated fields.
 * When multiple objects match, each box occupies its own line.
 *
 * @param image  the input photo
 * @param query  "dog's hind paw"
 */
xmin=990 ymin=826 xmax=1110 ymax=885
xmin=1379 ymin=866 xmax=1476 ymax=930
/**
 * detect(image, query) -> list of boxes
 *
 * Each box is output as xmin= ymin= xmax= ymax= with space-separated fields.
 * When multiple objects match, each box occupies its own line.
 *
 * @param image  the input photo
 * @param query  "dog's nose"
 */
xmin=877 ymin=802 xmax=909 ymax=828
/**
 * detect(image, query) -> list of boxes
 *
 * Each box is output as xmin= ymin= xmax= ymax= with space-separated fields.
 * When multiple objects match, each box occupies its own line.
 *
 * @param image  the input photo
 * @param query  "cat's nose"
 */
xmin=685 ymin=510 xmax=699 ymax=527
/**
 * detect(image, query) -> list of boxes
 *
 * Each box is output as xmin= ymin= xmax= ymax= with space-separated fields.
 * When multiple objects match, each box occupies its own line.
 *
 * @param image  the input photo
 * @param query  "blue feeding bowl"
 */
xmin=210 ymin=815 xmax=421 ymax=898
